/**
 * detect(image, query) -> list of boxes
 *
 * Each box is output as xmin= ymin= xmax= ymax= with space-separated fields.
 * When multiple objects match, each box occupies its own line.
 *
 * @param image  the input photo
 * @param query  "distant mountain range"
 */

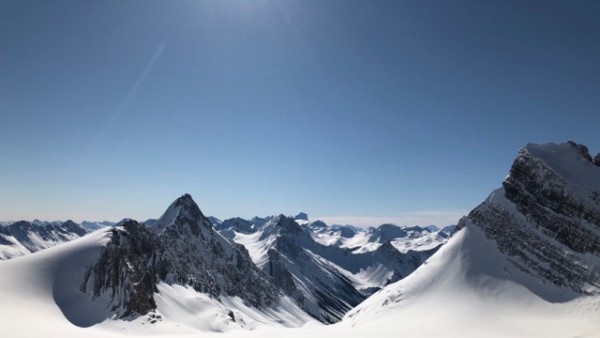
xmin=0 ymin=203 xmax=452 ymax=324
xmin=1 ymin=141 xmax=599 ymax=336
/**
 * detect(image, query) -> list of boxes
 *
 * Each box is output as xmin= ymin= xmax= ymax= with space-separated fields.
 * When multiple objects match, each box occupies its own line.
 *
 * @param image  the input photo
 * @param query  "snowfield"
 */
xmin=1 ymin=224 xmax=599 ymax=338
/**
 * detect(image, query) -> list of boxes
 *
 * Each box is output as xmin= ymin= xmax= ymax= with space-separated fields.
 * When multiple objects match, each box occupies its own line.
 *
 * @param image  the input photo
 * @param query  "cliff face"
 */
xmin=80 ymin=195 xmax=279 ymax=318
xmin=458 ymin=142 xmax=600 ymax=294
xmin=80 ymin=221 xmax=166 ymax=317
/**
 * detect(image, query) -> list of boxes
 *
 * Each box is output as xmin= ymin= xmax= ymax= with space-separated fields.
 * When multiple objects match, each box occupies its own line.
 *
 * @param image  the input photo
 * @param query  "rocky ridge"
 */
xmin=457 ymin=141 xmax=600 ymax=295
xmin=80 ymin=194 xmax=280 ymax=319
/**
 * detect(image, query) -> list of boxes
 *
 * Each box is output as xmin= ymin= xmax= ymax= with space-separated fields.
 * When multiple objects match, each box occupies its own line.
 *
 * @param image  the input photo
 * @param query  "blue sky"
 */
xmin=1 ymin=0 xmax=599 ymax=226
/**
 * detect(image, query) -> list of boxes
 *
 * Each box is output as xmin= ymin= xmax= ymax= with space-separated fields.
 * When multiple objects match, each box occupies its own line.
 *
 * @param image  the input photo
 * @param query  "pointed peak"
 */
xmin=275 ymin=215 xmax=302 ymax=232
xmin=150 ymin=194 xmax=210 ymax=234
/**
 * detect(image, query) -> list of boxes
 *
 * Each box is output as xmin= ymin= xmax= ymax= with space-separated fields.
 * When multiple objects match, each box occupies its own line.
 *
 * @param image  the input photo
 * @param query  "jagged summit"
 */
xmin=150 ymin=193 xmax=212 ymax=235
xmin=79 ymin=194 xmax=284 ymax=323
xmin=294 ymin=212 xmax=309 ymax=221
xmin=456 ymin=141 xmax=600 ymax=296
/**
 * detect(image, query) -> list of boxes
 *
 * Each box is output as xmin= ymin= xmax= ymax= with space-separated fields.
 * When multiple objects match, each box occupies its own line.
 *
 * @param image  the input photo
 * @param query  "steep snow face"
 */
xmin=220 ymin=215 xmax=439 ymax=323
xmin=244 ymin=215 xmax=364 ymax=323
xmin=0 ymin=220 xmax=88 ymax=260
xmin=459 ymin=141 xmax=600 ymax=295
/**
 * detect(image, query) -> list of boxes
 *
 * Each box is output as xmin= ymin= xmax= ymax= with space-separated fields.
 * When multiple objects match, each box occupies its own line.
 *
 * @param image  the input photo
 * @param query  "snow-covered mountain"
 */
xmin=345 ymin=141 xmax=600 ymax=337
xmin=217 ymin=214 xmax=445 ymax=322
xmin=0 ymin=220 xmax=88 ymax=259
xmin=1 ymin=141 xmax=600 ymax=337
xmin=77 ymin=194 xmax=310 ymax=327
xmin=307 ymin=221 xmax=454 ymax=254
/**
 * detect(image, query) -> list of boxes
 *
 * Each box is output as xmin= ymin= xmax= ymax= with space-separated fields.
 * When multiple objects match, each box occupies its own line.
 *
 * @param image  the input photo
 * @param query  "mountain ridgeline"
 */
xmin=216 ymin=214 xmax=448 ymax=322
xmin=80 ymin=194 xmax=280 ymax=319
xmin=76 ymin=194 xmax=450 ymax=324
xmin=457 ymin=141 xmax=600 ymax=295
xmin=4 ymin=141 xmax=599 ymax=331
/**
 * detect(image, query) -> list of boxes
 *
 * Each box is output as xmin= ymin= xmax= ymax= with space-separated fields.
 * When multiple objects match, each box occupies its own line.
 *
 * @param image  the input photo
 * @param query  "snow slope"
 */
xmin=343 ymin=224 xmax=600 ymax=338
xmin=2 ymin=225 xmax=598 ymax=338
xmin=0 ymin=228 xmax=314 ymax=338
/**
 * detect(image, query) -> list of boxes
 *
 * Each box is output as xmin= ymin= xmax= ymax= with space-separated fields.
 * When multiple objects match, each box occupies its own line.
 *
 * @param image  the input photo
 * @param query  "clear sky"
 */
xmin=1 ymin=0 xmax=599 ymax=227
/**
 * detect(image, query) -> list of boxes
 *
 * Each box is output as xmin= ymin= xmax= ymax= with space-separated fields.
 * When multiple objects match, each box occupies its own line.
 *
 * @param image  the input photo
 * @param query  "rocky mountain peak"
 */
xmin=81 ymin=195 xmax=282 ymax=321
xmin=459 ymin=141 xmax=600 ymax=295
xmin=150 ymin=194 xmax=212 ymax=235
xmin=294 ymin=212 xmax=309 ymax=221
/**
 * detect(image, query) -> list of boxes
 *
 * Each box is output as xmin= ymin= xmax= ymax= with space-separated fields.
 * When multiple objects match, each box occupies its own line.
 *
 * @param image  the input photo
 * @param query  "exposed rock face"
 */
xmin=594 ymin=153 xmax=600 ymax=167
xmin=81 ymin=220 xmax=165 ymax=317
xmin=81 ymin=194 xmax=280 ymax=318
xmin=458 ymin=142 xmax=600 ymax=294
xmin=154 ymin=195 xmax=277 ymax=307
